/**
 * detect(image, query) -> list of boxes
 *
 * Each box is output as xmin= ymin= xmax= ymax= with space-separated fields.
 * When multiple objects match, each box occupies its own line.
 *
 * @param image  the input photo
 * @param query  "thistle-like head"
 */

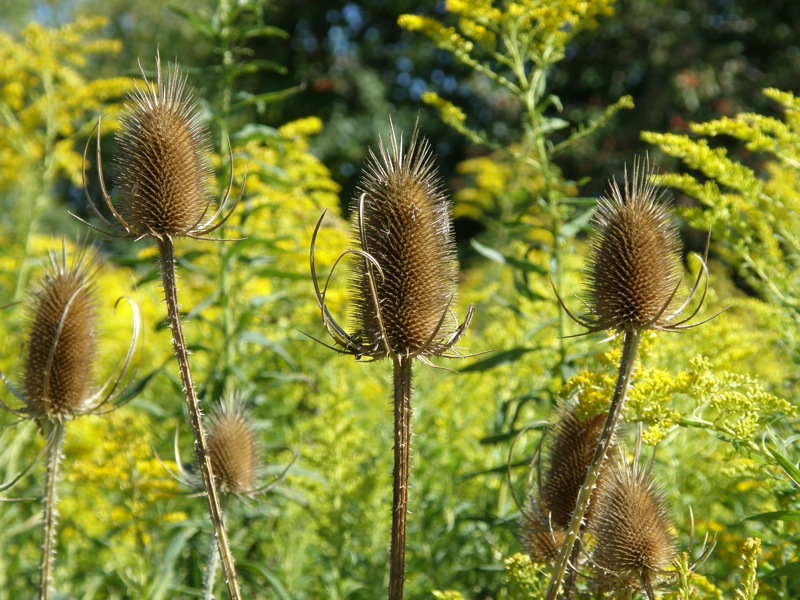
xmin=555 ymin=157 xmax=713 ymax=338
xmin=81 ymin=51 xmax=242 ymax=241
xmin=588 ymin=460 xmax=677 ymax=597
xmin=206 ymin=398 xmax=261 ymax=495
xmin=0 ymin=243 xmax=140 ymax=425
xmin=311 ymin=119 xmax=473 ymax=362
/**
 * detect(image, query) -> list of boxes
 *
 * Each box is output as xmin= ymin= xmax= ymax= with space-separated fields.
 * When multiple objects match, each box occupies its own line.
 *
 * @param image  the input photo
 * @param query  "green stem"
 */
xmin=388 ymin=356 xmax=413 ymax=600
xmin=158 ymin=237 xmax=242 ymax=600
xmin=545 ymin=329 xmax=641 ymax=599
xmin=39 ymin=422 xmax=65 ymax=600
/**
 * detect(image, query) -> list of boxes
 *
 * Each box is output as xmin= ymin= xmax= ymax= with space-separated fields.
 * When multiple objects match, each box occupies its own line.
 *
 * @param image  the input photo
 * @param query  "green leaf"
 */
xmin=460 ymin=348 xmax=534 ymax=373
xmin=767 ymin=444 xmax=800 ymax=485
xmin=743 ymin=510 xmax=800 ymax=523
xmin=236 ymin=559 xmax=291 ymax=600
xmin=232 ymin=85 xmax=305 ymax=110
xmin=762 ymin=560 xmax=800 ymax=581
xmin=559 ymin=206 xmax=596 ymax=241
xmin=470 ymin=239 xmax=547 ymax=274
xmin=233 ymin=124 xmax=281 ymax=144
xmin=243 ymin=26 xmax=289 ymax=40
xmin=167 ymin=4 xmax=216 ymax=40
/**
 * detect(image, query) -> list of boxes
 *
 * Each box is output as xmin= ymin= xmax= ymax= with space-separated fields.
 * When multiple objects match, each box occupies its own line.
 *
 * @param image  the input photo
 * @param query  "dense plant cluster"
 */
xmin=0 ymin=2 xmax=797 ymax=599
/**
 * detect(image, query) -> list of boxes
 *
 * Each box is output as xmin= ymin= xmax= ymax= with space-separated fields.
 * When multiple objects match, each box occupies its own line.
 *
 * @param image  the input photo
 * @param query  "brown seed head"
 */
xmin=23 ymin=247 xmax=99 ymax=421
xmin=585 ymin=159 xmax=683 ymax=334
xmin=589 ymin=460 xmax=677 ymax=595
xmin=541 ymin=407 xmax=610 ymax=527
xmin=114 ymin=54 xmax=214 ymax=238
xmin=207 ymin=401 xmax=260 ymax=494
xmin=519 ymin=509 xmax=566 ymax=563
xmin=350 ymin=121 xmax=459 ymax=359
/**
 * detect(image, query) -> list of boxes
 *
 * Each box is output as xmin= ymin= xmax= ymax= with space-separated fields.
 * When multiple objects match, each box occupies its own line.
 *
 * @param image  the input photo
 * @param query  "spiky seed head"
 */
xmin=589 ymin=461 xmax=677 ymax=595
xmin=23 ymin=248 xmax=99 ymax=421
xmin=585 ymin=158 xmax=683 ymax=334
xmin=114 ymin=54 xmax=214 ymax=238
xmin=519 ymin=509 xmax=566 ymax=563
xmin=350 ymin=121 xmax=459 ymax=358
xmin=207 ymin=400 xmax=260 ymax=494
xmin=541 ymin=407 xmax=610 ymax=528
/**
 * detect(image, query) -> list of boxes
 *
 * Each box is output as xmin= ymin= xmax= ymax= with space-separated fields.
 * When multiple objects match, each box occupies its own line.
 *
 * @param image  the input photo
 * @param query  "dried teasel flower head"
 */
xmin=540 ymin=406 xmax=612 ymax=528
xmin=206 ymin=397 xmax=262 ymax=495
xmin=0 ymin=242 xmax=140 ymax=426
xmin=519 ymin=508 xmax=566 ymax=563
xmin=589 ymin=460 xmax=677 ymax=598
xmin=311 ymin=119 xmax=473 ymax=361
xmin=555 ymin=157 xmax=713 ymax=338
xmin=22 ymin=246 xmax=99 ymax=421
xmin=81 ymin=51 xmax=242 ymax=240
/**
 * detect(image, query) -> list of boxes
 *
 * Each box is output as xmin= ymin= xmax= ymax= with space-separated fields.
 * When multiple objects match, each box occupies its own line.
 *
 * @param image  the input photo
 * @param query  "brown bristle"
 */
xmin=350 ymin=121 xmax=458 ymax=358
xmin=589 ymin=460 xmax=677 ymax=595
xmin=541 ymin=408 xmax=610 ymax=528
xmin=207 ymin=402 xmax=260 ymax=494
xmin=114 ymin=54 xmax=213 ymax=238
xmin=23 ymin=248 xmax=99 ymax=421
xmin=519 ymin=509 xmax=566 ymax=563
xmin=586 ymin=159 xmax=683 ymax=333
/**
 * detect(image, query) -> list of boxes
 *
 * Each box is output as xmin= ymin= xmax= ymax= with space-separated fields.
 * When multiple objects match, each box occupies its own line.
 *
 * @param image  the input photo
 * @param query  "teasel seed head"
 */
xmin=22 ymin=246 xmax=99 ymax=421
xmin=207 ymin=398 xmax=261 ymax=495
xmin=554 ymin=157 xmax=714 ymax=338
xmin=541 ymin=407 xmax=611 ymax=528
xmin=310 ymin=119 xmax=473 ymax=361
xmin=589 ymin=460 xmax=677 ymax=597
xmin=519 ymin=508 xmax=566 ymax=563
xmin=82 ymin=51 xmax=242 ymax=240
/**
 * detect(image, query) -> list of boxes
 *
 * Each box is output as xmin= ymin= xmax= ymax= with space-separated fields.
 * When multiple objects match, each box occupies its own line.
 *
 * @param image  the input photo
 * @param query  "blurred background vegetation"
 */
xmin=0 ymin=0 xmax=797 ymax=598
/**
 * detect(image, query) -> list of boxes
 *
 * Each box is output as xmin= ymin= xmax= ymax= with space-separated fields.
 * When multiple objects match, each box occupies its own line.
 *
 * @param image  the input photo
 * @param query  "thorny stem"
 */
xmin=158 ymin=237 xmax=242 ymax=600
xmin=389 ymin=356 xmax=413 ymax=600
xmin=39 ymin=422 xmax=64 ymax=600
xmin=545 ymin=329 xmax=641 ymax=599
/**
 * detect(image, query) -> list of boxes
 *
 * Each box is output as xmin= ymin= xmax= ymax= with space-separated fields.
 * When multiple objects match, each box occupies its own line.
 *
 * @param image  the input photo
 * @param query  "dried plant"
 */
xmin=0 ymin=242 xmax=139 ymax=599
xmin=82 ymin=52 xmax=245 ymax=599
xmin=588 ymin=460 xmax=677 ymax=599
xmin=546 ymin=157 xmax=714 ymax=599
xmin=310 ymin=120 xmax=473 ymax=599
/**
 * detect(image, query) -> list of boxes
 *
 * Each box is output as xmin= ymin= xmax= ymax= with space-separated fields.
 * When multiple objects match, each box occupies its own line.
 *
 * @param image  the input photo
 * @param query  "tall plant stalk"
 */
xmin=545 ymin=329 xmax=640 ymax=599
xmin=39 ymin=423 xmax=64 ymax=600
xmin=389 ymin=357 xmax=413 ymax=599
xmin=158 ymin=237 xmax=241 ymax=600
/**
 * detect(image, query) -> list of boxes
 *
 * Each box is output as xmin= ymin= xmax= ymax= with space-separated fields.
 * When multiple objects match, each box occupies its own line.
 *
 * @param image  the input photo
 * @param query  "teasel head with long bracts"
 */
xmin=311 ymin=119 xmax=473 ymax=362
xmin=0 ymin=244 xmax=140 ymax=425
xmin=588 ymin=459 xmax=677 ymax=599
xmin=80 ymin=51 xmax=243 ymax=241
xmin=165 ymin=395 xmax=297 ymax=499
xmin=554 ymin=157 xmax=715 ymax=338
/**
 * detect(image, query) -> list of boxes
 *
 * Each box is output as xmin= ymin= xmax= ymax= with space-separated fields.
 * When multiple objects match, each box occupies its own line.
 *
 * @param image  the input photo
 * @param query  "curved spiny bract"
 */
xmin=114 ymin=56 xmax=214 ymax=238
xmin=23 ymin=248 xmax=99 ymax=422
xmin=589 ymin=461 xmax=677 ymax=598
xmin=351 ymin=122 xmax=461 ymax=360
xmin=585 ymin=159 xmax=684 ymax=335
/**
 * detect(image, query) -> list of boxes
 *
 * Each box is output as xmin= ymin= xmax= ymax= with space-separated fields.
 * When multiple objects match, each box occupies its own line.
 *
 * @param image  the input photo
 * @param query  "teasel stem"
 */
xmin=39 ymin=422 xmax=64 ymax=600
xmin=157 ymin=237 xmax=241 ymax=600
xmin=546 ymin=328 xmax=641 ymax=599
xmin=389 ymin=356 xmax=413 ymax=600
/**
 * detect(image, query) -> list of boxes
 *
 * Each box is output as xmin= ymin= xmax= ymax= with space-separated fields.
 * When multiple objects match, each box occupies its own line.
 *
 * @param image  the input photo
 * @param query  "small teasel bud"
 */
xmin=520 ymin=509 xmax=566 ymax=563
xmin=589 ymin=460 xmax=677 ymax=597
xmin=584 ymin=158 xmax=683 ymax=334
xmin=541 ymin=407 xmax=611 ymax=528
xmin=114 ymin=53 xmax=214 ymax=238
xmin=23 ymin=247 xmax=99 ymax=421
xmin=350 ymin=120 xmax=459 ymax=358
xmin=206 ymin=399 xmax=260 ymax=494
